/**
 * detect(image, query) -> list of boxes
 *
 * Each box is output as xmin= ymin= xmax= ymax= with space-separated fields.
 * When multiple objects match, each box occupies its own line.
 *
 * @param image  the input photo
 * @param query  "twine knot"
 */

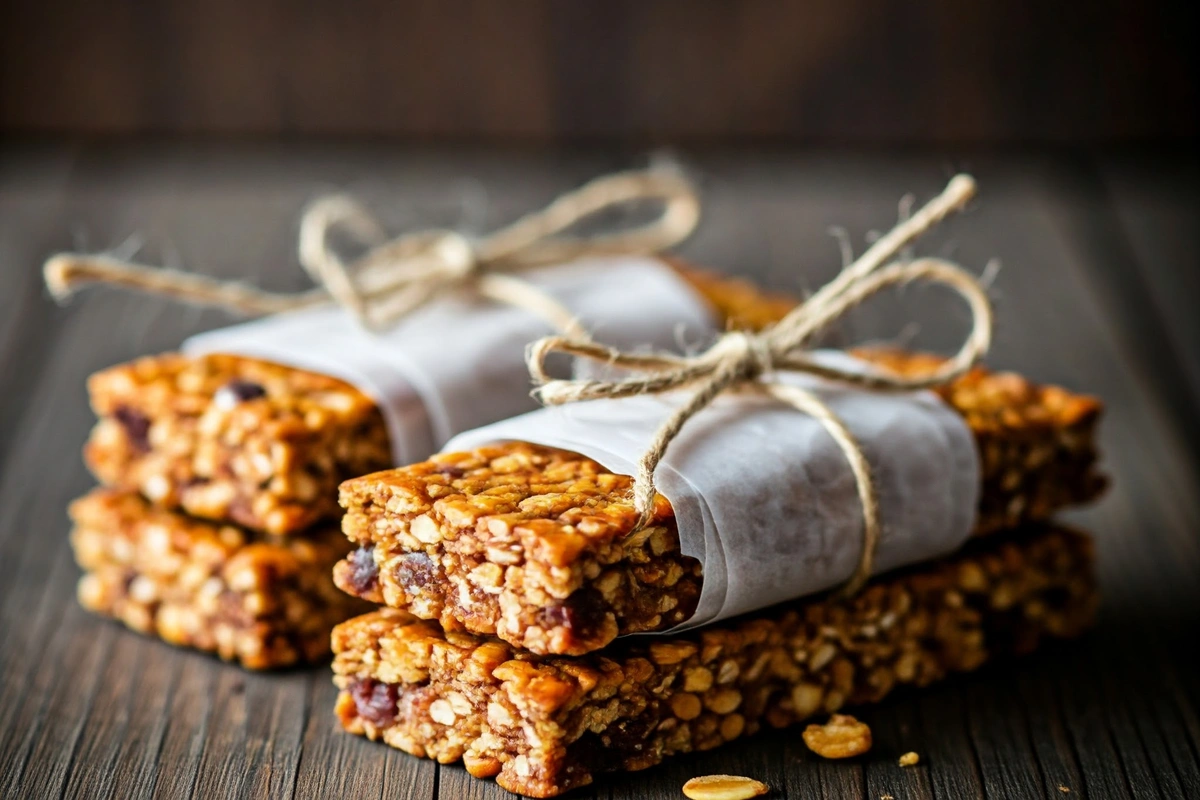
xmin=44 ymin=167 xmax=702 ymax=334
xmin=708 ymin=331 xmax=774 ymax=380
xmin=528 ymin=173 xmax=993 ymax=597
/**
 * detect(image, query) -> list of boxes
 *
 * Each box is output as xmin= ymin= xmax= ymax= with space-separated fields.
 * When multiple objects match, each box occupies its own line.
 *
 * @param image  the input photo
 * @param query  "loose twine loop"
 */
xmin=42 ymin=167 xmax=701 ymax=336
xmin=528 ymin=174 xmax=994 ymax=597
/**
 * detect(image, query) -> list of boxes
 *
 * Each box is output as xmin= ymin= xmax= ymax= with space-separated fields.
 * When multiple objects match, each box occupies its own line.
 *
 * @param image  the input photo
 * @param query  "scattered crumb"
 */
xmin=881 ymin=795 xmax=895 ymax=800
xmin=682 ymin=774 xmax=769 ymax=800
xmin=1058 ymin=787 xmax=1071 ymax=794
xmin=802 ymin=714 xmax=873 ymax=759
xmin=899 ymin=751 xmax=920 ymax=767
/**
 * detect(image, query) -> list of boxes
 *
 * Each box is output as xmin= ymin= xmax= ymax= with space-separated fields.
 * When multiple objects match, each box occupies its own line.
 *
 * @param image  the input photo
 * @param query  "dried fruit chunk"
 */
xmin=802 ymin=714 xmax=873 ymax=759
xmin=682 ymin=774 xmax=769 ymax=800
xmin=214 ymin=379 xmax=267 ymax=409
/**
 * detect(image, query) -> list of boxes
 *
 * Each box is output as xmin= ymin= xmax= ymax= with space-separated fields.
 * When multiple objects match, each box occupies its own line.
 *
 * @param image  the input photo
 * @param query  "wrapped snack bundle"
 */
xmin=327 ymin=175 xmax=1106 ymax=795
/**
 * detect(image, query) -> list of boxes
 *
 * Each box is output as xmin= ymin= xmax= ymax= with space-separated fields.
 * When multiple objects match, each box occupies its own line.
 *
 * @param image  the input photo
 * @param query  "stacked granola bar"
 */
xmin=334 ymin=526 xmax=1096 ymax=797
xmin=67 ymin=266 xmax=792 ymax=668
xmin=329 ymin=353 xmax=1106 ymax=796
xmin=70 ymin=489 xmax=365 ymax=669
xmin=71 ymin=344 xmax=387 ymax=666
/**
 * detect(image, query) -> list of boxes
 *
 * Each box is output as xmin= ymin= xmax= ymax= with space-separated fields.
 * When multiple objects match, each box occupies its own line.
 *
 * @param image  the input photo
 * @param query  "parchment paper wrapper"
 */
xmin=184 ymin=257 xmax=716 ymax=465
xmin=446 ymin=351 xmax=981 ymax=630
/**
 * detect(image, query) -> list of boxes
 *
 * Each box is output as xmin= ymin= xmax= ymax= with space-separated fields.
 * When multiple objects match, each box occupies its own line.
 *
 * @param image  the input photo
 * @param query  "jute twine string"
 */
xmin=43 ymin=168 xmax=701 ymax=335
xmin=528 ymin=174 xmax=992 ymax=597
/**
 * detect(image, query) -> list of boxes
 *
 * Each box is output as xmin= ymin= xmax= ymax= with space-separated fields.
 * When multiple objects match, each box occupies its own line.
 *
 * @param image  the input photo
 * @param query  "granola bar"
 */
xmin=81 ymin=267 xmax=791 ymax=535
xmin=84 ymin=353 xmax=393 ymax=535
xmin=332 ymin=525 xmax=1098 ymax=798
xmin=335 ymin=350 xmax=1105 ymax=655
xmin=70 ymin=488 xmax=370 ymax=669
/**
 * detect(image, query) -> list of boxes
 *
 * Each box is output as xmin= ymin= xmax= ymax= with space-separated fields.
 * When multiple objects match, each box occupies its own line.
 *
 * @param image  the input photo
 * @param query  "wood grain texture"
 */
xmin=0 ymin=1 xmax=1196 ymax=142
xmin=0 ymin=143 xmax=1196 ymax=799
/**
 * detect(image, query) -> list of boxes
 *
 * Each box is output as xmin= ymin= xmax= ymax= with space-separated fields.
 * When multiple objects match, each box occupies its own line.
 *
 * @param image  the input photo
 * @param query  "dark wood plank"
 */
xmin=1040 ymin=157 xmax=1200 ymax=467
xmin=914 ymin=686 xmax=987 ymax=800
xmin=1012 ymin=663 xmax=1087 ymax=798
xmin=0 ymin=142 xmax=80 ymax=468
xmin=56 ymin=634 xmax=179 ymax=800
xmin=862 ymin=696 xmax=936 ymax=800
xmin=0 ymin=568 xmax=114 ymax=799
xmin=146 ymin=656 xmax=219 ymax=799
xmin=1093 ymin=155 xmax=1200 ymax=416
xmin=963 ymin=678 xmax=1048 ymax=799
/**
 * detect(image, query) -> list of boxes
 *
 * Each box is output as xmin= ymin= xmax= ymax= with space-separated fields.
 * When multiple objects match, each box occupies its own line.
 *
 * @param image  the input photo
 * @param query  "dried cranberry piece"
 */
xmin=349 ymin=679 xmax=399 ymax=727
xmin=538 ymin=588 xmax=608 ymax=639
xmin=214 ymin=380 xmax=267 ymax=410
xmin=432 ymin=463 xmax=466 ymax=479
xmin=396 ymin=552 xmax=436 ymax=592
xmin=226 ymin=498 xmax=259 ymax=529
xmin=345 ymin=547 xmax=379 ymax=594
xmin=113 ymin=405 xmax=151 ymax=452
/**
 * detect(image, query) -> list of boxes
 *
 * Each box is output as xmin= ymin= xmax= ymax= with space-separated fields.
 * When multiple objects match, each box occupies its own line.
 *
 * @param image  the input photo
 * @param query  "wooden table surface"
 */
xmin=1 ymin=143 xmax=1197 ymax=800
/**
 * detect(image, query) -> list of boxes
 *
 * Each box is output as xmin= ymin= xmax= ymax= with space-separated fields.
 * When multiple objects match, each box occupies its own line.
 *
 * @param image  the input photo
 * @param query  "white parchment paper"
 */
xmin=445 ymin=351 xmax=980 ymax=629
xmin=184 ymin=257 xmax=716 ymax=465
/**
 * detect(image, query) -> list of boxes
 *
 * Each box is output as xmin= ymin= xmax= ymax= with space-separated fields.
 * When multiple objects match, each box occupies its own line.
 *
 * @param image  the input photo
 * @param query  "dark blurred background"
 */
xmin=2 ymin=0 xmax=1195 ymax=143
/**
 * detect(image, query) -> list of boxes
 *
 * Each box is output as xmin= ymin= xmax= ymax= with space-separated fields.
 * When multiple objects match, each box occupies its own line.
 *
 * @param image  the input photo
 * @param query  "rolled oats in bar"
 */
xmin=82 ymin=266 xmax=789 ymax=535
xmin=332 ymin=525 xmax=1098 ymax=798
xmin=336 ymin=350 xmax=1105 ymax=655
xmin=70 ymin=488 xmax=370 ymax=669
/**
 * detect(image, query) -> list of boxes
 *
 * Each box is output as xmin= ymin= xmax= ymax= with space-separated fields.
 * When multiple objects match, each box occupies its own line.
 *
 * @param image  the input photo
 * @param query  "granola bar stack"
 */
xmin=327 ymin=353 xmax=1107 ymax=797
xmin=69 ymin=354 xmax=388 ymax=668
xmin=65 ymin=267 xmax=793 ymax=669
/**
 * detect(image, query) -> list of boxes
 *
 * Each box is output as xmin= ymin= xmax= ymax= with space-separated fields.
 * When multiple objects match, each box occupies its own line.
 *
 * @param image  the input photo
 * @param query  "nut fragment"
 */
xmin=410 ymin=514 xmax=442 ymax=544
xmin=706 ymin=688 xmax=743 ymax=714
xmin=428 ymin=698 xmax=457 ymax=725
xmin=670 ymin=693 xmax=702 ymax=721
xmin=802 ymin=714 xmax=873 ymax=759
xmin=790 ymin=682 xmax=824 ymax=717
xmin=899 ymin=751 xmax=920 ymax=766
xmin=650 ymin=641 xmax=698 ymax=665
xmin=683 ymin=666 xmax=714 ymax=692
xmin=682 ymin=774 xmax=769 ymax=800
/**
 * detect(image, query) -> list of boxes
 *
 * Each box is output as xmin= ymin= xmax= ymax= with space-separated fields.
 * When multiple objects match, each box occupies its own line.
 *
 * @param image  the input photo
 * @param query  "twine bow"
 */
xmin=528 ymin=174 xmax=992 ymax=596
xmin=43 ymin=168 xmax=701 ymax=334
